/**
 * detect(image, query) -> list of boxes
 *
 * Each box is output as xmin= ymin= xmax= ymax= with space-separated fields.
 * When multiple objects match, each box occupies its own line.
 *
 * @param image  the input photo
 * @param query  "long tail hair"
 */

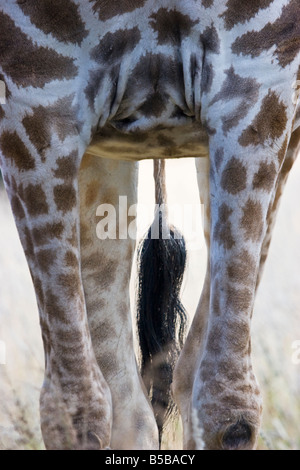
xmin=136 ymin=159 xmax=187 ymax=445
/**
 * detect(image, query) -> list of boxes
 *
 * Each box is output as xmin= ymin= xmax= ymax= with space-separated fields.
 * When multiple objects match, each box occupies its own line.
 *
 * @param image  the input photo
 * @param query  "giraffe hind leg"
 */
xmin=0 ymin=133 xmax=112 ymax=449
xmin=79 ymin=154 xmax=159 ymax=450
xmin=188 ymin=90 xmax=297 ymax=449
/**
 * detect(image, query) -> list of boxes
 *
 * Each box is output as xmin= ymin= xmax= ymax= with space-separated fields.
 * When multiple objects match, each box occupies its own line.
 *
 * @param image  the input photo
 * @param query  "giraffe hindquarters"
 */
xmin=79 ymin=154 xmax=159 ymax=450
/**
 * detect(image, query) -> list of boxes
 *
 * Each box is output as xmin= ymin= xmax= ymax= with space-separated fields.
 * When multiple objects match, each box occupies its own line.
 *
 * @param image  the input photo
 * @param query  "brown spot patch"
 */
xmin=53 ymin=184 xmax=77 ymax=213
xmin=200 ymin=25 xmax=220 ymax=54
xmin=210 ymin=67 xmax=260 ymax=134
xmin=86 ymin=298 xmax=106 ymax=315
xmin=139 ymin=92 xmax=168 ymax=118
xmin=53 ymin=151 xmax=78 ymax=182
xmin=23 ymin=184 xmax=49 ymax=216
xmin=22 ymin=96 xmax=79 ymax=159
xmin=221 ymin=0 xmax=274 ymax=30
xmin=252 ymin=161 xmax=277 ymax=192
xmin=19 ymin=0 xmax=88 ymax=45
xmin=0 ymin=11 xmax=77 ymax=87
xmin=82 ymin=252 xmax=118 ymax=288
xmin=85 ymin=180 xmax=99 ymax=207
xmin=217 ymin=359 xmax=244 ymax=382
xmin=58 ymin=272 xmax=82 ymax=300
xmin=221 ymin=157 xmax=247 ymax=194
xmin=223 ymin=314 xmax=252 ymax=354
xmin=89 ymin=0 xmax=146 ymax=21
xmin=44 ymin=289 xmax=67 ymax=324
xmin=90 ymin=320 xmax=116 ymax=344
xmin=240 ymin=199 xmax=264 ymax=242
xmin=80 ymin=222 xmax=90 ymax=247
xmin=213 ymin=203 xmax=235 ymax=249
xmin=23 ymin=227 xmax=35 ymax=260
xmin=227 ymin=250 xmax=256 ymax=286
xmin=0 ymin=131 xmax=35 ymax=171
xmin=149 ymin=8 xmax=198 ymax=45
xmin=91 ymin=27 xmax=141 ymax=65
xmin=232 ymin=0 xmax=300 ymax=67
xmin=32 ymin=222 xmax=64 ymax=246
xmin=36 ymin=249 xmax=56 ymax=273
xmin=96 ymin=186 xmax=117 ymax=206
xmin=65 ymin=251 xmax=78 ymax=268
xmin=99 ymin=352 xmax=119 ymax=376
xmin=206 ymin=324 xmax=223 ymax=355
xmin=202 ymin=0 xmax=214 ymax=8
xmin=11 ymin=195 xmax=25 ymax=220
xmin=122 ymin=53 xmax=184 ymax=119
xmin=239 ymin=90 xmax=287 ymax=147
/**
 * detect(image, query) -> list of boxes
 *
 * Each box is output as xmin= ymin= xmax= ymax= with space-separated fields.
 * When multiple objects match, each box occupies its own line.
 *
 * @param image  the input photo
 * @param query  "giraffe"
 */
xmin=0 ymin=0 xmax=299 ymax=451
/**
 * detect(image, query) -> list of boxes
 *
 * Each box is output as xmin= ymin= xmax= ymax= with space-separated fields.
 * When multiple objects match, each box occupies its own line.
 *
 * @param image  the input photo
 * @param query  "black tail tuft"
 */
xmin=136 ymin=208 xmax=187 ymax=445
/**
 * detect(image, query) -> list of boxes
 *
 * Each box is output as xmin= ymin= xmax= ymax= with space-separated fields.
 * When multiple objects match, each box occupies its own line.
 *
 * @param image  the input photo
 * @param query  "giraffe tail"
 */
xmin=136 ymin=159 xmax=187 ymax=446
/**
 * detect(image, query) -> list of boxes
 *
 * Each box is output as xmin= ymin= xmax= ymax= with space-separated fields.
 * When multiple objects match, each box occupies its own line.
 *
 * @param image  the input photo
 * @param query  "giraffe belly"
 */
xmin=86 ymin=121 xmax=209 ymax=161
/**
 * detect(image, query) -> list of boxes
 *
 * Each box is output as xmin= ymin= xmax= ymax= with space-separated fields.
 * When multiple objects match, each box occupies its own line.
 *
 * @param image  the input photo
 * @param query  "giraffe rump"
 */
xmin=136 ymin=161 xmax=187 ymax=444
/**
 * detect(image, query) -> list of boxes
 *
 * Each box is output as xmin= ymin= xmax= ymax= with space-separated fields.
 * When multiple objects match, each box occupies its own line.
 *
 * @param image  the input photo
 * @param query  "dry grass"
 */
xmin=1 ymin=157 xmax=300 ymax=450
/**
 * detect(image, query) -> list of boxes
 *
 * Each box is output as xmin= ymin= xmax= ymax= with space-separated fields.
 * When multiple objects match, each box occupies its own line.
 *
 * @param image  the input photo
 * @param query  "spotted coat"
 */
xmin=0 ymin=0 xmax=299 ymax=450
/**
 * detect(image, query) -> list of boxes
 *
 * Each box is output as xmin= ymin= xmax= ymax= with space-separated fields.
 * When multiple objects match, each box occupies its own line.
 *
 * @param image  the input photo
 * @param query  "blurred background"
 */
xmin=0 ymin=156 xmax=300 ymax=450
